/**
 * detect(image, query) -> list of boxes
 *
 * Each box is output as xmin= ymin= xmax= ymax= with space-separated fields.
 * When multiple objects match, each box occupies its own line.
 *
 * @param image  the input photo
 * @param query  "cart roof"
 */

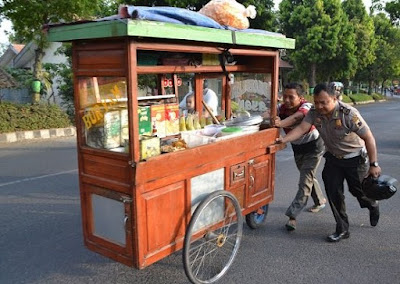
xmin=46 ymin=19 xmax=295 ymax=50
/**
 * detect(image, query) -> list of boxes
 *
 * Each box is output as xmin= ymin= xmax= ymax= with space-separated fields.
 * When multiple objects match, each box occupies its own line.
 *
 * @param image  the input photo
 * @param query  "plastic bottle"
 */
xmin=179 ymin=113 xmax=187 ymax=132
xmin=200 ymin=114 xmax=206 ymax=128
xmin=186 ymin=114 xmax=194 ymax=131
xmin=194 ymin=112 xmax=201 ymax=130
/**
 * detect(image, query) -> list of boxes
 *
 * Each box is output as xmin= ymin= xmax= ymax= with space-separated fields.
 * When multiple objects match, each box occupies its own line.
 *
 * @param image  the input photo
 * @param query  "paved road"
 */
xmin=1 ymin=99 xmax=399 ymax=284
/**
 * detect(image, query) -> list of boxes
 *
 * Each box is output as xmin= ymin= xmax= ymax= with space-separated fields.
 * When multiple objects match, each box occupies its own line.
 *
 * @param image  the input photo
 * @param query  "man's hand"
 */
xmin=368 ymin=166 xmax=381 ymax=178
xmin=273 ymin=116 xmax=281 ymax=127
xmin=275 ymin=136 xmax=284 ymax=144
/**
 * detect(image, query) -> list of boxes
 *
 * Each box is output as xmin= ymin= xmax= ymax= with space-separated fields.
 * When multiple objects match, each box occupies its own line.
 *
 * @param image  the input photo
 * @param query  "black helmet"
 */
xmin=362 ymin=175 xmax=398 ymax=200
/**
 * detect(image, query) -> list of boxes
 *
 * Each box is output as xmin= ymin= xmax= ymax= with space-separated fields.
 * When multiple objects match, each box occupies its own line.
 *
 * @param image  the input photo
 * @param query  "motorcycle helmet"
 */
xmin=362 ymin=175 xmax=398 ymax=200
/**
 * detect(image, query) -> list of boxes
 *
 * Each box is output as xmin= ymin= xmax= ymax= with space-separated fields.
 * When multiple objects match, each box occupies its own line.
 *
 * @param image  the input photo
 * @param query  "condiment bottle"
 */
xmin=186 ymin=114 xmax=194 ymax=131
xmin=179 ymin=113 xmax=187 ymax=131
xmin=200 ymin=114 xmax=206 ymax=128
xmin=194 ymin=112 xmax=201 ymax=130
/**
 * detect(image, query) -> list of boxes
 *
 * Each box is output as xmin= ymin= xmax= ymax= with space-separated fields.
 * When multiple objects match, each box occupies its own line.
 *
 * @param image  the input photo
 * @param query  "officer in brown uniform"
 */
xmin=277 ymin=83 xmax=381 ymax=242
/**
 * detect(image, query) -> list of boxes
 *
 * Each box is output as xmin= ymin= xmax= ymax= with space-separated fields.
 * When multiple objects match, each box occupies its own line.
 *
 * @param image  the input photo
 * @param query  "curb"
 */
xmin=353 ymin=100 xmax=375 ymax=105
xmin=0 ymin=126 xmax=76 ymax=143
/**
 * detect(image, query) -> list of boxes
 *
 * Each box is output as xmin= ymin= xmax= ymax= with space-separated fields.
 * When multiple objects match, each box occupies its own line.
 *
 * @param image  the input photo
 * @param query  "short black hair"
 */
xmin=313 ymin=83 xmax=336 ymax=97
xmin=284 ymin=82 xmax=303 ymax=96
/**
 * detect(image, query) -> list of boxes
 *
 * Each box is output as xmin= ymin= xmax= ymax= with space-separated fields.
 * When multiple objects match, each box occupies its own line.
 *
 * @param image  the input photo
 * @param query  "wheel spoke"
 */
xmin=183 ymin=191 xmax=243 ymax=284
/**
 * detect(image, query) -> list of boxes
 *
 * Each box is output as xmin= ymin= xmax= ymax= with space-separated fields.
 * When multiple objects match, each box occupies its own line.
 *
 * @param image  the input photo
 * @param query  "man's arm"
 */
xmin=277 ymin=120 xmax=312 ymax=143
xmin=274 ymin=112 xmax=304 ymax=128
xmin=359 ymin=129 xmax=381 ymax=178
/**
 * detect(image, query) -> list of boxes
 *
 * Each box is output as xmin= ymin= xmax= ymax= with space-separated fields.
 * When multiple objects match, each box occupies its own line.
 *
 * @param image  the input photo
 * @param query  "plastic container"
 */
xmin=202 ymin=124 xmax=226 ymax=136
xmin=220 ymin=127 xmax=242 ymax=136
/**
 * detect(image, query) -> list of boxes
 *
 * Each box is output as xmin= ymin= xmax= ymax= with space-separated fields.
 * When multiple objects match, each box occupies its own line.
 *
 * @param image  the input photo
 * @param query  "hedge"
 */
xmin=0 ymin=102 xmax=72 ymax=133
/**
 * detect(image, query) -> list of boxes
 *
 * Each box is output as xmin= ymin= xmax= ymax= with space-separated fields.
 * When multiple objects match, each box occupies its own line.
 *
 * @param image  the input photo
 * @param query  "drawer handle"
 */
xmin=249 ymin=175 xmax=255 ymax=188
xmin=234 ymin=170 xmax=245 ymax=179
xmin=124 ymin=215 xmax=129 ymax=230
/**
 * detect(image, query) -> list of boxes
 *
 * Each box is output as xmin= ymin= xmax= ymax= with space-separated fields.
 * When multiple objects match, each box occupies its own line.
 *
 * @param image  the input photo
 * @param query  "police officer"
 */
xmin=277 ymin=82 xmax=381 ymax=242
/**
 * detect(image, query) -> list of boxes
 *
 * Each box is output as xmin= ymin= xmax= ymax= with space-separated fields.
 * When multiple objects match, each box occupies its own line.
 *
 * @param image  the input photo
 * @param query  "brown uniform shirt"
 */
xmin=304 ymin=101 xmax=369 ymax=157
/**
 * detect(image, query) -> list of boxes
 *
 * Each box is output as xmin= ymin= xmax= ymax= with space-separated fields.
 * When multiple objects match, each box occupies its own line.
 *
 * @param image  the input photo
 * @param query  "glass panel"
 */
xmin=138 ymin=74 xmax=159 ymax=97
xmin=78 ymin=77 xmax=128 ymax=152
xmin=230 ymin=73 xmax=272 ymax=117
xmin=161 ymin=74 xmax=175 ymax=95
xmin=190 ymin=168 xmax=225 ymax=231
xmin=203 ymin=78 xmax=222 ymax=117
xmin=178 ymin=73 xmax=195 ymax=114
xmin=92 ymin=194 xmax=126 ymax=246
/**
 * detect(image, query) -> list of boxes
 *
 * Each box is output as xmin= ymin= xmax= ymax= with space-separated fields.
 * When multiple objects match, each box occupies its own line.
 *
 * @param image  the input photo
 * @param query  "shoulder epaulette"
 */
xmin=339 ymin=105 xmax=351 ymax=115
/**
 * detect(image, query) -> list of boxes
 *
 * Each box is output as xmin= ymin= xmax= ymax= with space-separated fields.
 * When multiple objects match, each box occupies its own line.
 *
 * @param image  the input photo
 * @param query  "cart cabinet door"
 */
xmin=247 ymin=155 xmax=273 ymax=206
xmin=82 ymin=184 xmax=134 ymax=266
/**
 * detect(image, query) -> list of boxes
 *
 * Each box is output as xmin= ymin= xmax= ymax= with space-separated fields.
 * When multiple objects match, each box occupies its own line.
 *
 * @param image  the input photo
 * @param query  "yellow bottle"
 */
xmin=179 ymin=114 xmax=186 ymax=132
xmin=194 ymin=112 xmax=201 ymax=130
xmin=200 ymin=114 xmax=206 ymax=128
xmin=186 ymin=114 xmax=194 ymax=131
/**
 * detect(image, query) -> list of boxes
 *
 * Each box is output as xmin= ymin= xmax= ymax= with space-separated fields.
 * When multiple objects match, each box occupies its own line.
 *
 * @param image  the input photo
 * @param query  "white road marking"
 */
xmin=0 ymin=169 xmax=78 ymax=188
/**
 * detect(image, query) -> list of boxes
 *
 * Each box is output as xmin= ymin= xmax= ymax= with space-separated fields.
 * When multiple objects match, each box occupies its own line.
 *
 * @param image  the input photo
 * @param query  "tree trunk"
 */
xmin=32 ymin=47 xmax=45 ymax=103
xmin=368 ymin=80 xmax=373 ymax=95
xmin=309 ymin=63 xmax=316 ymax=88
xmin=343 ymin=78 xmax=350 ymax=95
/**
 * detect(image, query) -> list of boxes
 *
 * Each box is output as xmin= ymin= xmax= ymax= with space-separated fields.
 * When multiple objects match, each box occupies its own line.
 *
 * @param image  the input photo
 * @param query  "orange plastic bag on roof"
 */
xmin=199 ymin=0 xmax=256 ymax=30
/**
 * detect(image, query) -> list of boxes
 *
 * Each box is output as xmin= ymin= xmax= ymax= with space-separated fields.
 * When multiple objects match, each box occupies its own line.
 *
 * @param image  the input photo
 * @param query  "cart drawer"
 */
xmin=230 ymin=162 xmax=246 ymax=186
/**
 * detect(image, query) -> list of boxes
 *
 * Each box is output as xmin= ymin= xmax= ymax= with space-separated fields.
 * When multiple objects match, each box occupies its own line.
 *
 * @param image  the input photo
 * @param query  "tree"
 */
xmin=357 ymin=13 xmax=400 ymax=94
xmin=385 ymin=0 xmax=400 ymax=25
xmin=0 ymin=0 xmax=101 ymax=102
xmin=342 ymin=0 xmax=376 ymax=91
xmin=279 ymin=0 xmax=352 ymax=87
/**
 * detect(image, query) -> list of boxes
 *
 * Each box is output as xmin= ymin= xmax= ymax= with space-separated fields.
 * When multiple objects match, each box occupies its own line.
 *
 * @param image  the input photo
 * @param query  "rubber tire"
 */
xmin=183 ymin=190 xmax=243 ymax=284
xmin=245 ymin=204 xmax=269 ymax=229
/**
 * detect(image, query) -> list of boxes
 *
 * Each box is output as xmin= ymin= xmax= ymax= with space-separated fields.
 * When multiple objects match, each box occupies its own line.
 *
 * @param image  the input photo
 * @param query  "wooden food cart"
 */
xmin=47 ymin=15 xmax=294 ymax=284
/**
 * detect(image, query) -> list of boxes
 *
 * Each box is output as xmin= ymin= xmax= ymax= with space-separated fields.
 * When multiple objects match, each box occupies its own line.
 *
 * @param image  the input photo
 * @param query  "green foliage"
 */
xmin=279 ymin=0 xmax=355 ymax=85
xmin=0 ymin=0 xmax=102 ymax=101
xmin=43 ymin=43 xmax=74 ymax=121
xmin=385 ymin=0 xmax=400 ymax=25
xmin=0 ymin=102 xmax=71 ymax=133
xmin=4 ymin=67 xmax=35 ymax=88
xmin=349 ymin=93 xmax=374 ymax=102
xmin=342 ymin=0 xmax=376 ymax=79
xmin=341 ymin=94 xmax=353 ymax=103
xmin=357 ymin=13 xmax=400 ymax=91
xmin=372 ymin=93 xmax=384 ymax=100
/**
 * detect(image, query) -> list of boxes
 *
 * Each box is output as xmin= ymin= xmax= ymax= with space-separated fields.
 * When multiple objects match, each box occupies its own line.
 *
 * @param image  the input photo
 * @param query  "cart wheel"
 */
xmin=183 ymin=190 xmax=243 ymax=284
xmin=245 ymin=204 xmax=269 ymax=229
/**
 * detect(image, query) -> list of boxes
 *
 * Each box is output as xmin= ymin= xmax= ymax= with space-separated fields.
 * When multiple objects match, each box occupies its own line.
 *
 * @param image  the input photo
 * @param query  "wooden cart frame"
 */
xmin=47 ymin=18 xmax=295 ymax=282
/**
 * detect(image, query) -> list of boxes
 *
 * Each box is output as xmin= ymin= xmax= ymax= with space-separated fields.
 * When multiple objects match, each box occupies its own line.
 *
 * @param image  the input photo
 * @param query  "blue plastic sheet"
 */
xmin=128 ymin=6 xmax=224 ymax=29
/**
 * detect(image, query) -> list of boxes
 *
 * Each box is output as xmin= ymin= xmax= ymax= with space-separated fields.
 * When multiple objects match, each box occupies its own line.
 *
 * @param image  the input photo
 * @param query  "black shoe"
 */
xmin=369 ymin=204 xmax=380 ymax=227
xmin=326 ymin=231 xmax=350 ymax=242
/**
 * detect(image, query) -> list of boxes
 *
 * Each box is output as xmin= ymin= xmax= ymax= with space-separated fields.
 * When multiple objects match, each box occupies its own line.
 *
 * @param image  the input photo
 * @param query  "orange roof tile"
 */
xmin=12 ymin=44 xmax=25 ymax=53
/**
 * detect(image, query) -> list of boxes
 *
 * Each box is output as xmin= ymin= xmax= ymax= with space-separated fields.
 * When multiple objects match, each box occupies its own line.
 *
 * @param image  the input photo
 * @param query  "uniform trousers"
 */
xmin=322 ymin=152 xmax=377 ymax=233
xmin=285 ymin=138 xmax=325 ymax=219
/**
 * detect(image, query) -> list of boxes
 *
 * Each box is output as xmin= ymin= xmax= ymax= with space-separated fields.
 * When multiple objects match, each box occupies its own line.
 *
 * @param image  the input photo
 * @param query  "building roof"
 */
xmin=12 ymin=44 xmax=25 ymax=53
xmin=279 ymin=59 xmax=293 ymax=69
xmin=0 ymin=68 xmax=19 ymax=88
